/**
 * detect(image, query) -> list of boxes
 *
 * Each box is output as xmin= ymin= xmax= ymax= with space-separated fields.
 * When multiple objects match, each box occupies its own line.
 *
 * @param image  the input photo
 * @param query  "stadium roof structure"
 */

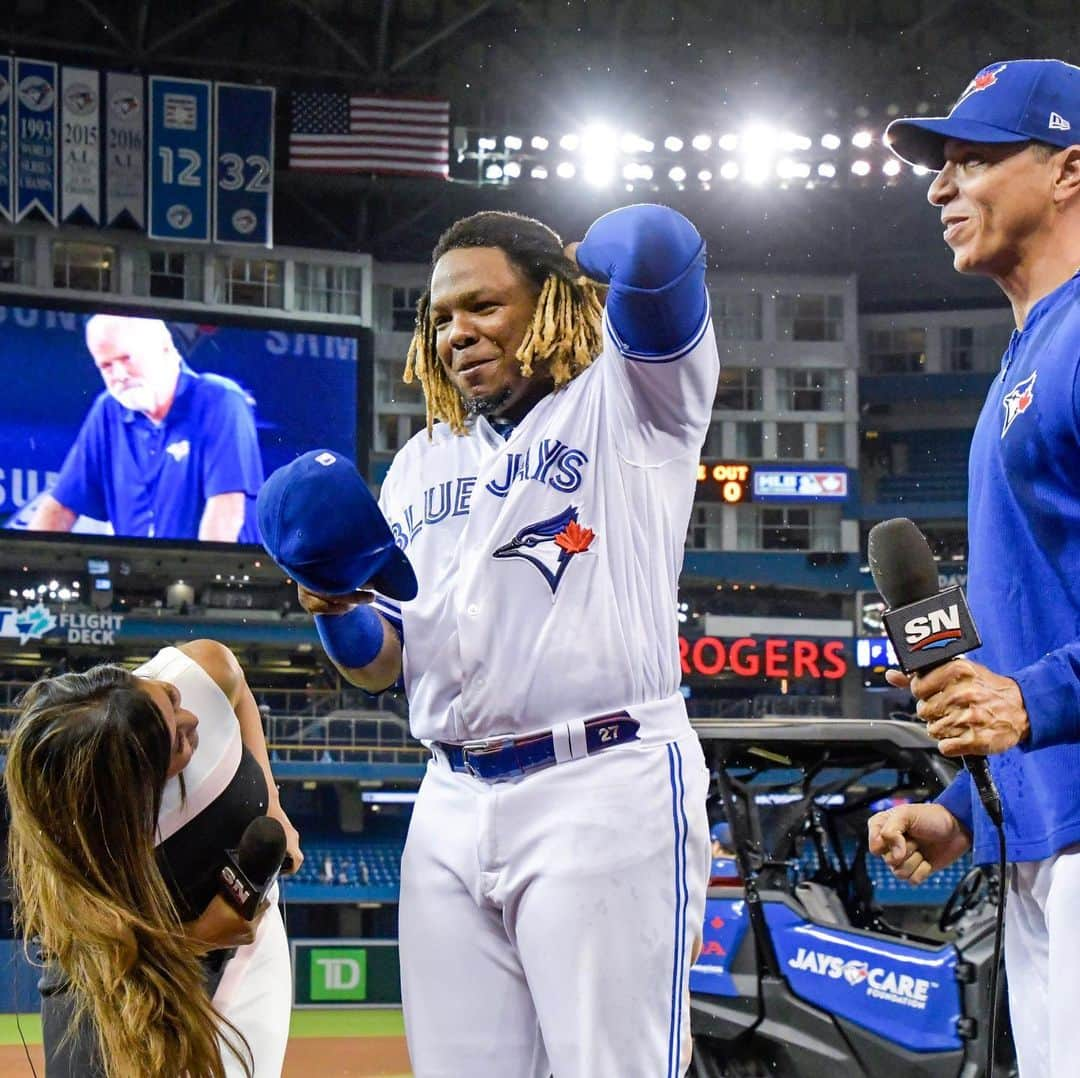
xmin=3 ymin=0 xmax=1073 ymax=305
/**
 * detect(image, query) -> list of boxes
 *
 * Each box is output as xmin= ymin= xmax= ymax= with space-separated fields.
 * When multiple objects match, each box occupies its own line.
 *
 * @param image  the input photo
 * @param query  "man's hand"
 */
xmin=186 ymin=894 xmax=269 ymax=950
xmin=268 ymin=803 xmax=304 ymax=876
xmin=868 ymin=802 xmax=972 ymax=885
xmin=886 ymin=657 xmax=1029 ymax=755
xmin=296 ymin=583 xmax=376 ymax=616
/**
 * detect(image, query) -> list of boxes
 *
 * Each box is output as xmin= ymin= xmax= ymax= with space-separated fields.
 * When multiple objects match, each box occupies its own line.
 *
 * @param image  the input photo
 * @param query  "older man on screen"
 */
xmin=29 ymin=314 xmax=263 ymax=542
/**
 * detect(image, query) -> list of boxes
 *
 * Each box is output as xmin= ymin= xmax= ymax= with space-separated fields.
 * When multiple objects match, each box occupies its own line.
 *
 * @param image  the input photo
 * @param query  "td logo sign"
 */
xmin=310 ymin=948 xmax=367 ymax=1002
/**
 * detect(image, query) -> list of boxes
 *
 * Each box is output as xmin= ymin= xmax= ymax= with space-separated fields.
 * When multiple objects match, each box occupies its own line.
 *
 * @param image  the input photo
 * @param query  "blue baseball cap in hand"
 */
xmin=257 ymin=450 xmax=418 ymax=600
xmin=886 ymin=59 xmax=1080 ymax=170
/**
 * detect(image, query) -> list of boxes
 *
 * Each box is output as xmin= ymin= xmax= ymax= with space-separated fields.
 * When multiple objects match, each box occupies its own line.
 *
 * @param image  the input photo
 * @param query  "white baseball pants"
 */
xmin=1004 ymin=843 xmax=1080 ymax=1077
xmin=399 ymin=732 xmax=710 ymax=1078
xmin=215 ymin=891 xmax=293 ymax=1078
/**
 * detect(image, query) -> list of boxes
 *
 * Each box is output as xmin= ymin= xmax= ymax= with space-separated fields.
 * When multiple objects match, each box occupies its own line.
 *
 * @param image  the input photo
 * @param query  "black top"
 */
xmin=156 ymin=746 xmax=269 ymax=922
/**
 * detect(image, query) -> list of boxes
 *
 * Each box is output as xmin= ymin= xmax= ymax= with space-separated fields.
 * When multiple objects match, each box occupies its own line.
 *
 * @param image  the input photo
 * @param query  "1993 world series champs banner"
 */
xmin=0 ymin=57 xmax=274 ymax=246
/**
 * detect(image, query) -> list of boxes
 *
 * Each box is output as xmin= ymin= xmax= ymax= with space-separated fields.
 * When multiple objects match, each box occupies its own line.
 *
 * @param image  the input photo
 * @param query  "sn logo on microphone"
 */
xmin=903 ymin=604 xmax=963 ymax=651
xmin=221 ymin=865 xmax=253 ymax=906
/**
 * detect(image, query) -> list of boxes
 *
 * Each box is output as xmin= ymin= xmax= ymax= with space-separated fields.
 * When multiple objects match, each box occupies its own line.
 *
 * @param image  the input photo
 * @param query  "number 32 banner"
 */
xmin=148 ymin=75 xmax=211 ymax=242
xmin=215 ymin=83 xmax=274 ymax=247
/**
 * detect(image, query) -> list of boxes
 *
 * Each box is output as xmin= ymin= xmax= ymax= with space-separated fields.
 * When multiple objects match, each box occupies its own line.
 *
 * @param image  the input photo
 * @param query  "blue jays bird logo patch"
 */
xmin=492 ymin=506 xmax=595 ymax=595
xmin=1002 ymin=370 xmax=1037 ymax=438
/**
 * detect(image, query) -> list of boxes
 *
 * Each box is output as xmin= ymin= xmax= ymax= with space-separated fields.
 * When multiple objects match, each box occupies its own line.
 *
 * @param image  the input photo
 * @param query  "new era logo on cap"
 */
xmin=1050 ymin=111 xmax=1072 ymax=131
xmin=315 ymin=451 xmax=337 ymax=466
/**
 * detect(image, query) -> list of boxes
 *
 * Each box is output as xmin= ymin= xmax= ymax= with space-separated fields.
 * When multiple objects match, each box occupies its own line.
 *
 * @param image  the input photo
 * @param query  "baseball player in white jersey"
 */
xmin=259 ymin=202 xmax=719 ymax=1076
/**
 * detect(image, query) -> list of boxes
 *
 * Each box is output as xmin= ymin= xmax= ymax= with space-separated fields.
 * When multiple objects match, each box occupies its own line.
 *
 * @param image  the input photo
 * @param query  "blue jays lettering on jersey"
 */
xmin=936 ymin=271 xmax=1080 ymax=864
xmin=50 ymin=363 xmax=264 ymax=541
xmin=377 ymin=304 xmax=718 ymax=745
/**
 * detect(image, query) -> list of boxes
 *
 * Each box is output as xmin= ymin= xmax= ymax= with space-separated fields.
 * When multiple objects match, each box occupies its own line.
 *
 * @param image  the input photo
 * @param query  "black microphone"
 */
xmin=219 ymin=816 xmax=287 ymax=920
xmin=868 ymin=517 xmax=1003 ymax=828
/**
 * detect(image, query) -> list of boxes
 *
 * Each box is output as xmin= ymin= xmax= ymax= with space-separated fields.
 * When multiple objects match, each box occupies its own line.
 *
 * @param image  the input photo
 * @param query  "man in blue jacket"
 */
xmin=28 ymin=314 xmax=263 ymax=542
xmin=868 ymin=59 xmax=1080 ymax=1077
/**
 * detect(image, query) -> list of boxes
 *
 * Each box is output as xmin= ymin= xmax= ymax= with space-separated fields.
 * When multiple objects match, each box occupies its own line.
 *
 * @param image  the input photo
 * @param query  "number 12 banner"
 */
xmin=214 ymin=83 xmax=274 ymax=247
xmin=148 ymin=75 xmax=211 ymax=242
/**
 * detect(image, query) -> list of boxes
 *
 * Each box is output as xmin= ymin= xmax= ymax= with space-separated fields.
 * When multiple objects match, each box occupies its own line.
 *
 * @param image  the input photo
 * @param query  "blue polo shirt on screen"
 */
xmin=936 ymin=271 xmax=1080 ymax=864
xmin=50 ymin=363 xmax=264 ymax=542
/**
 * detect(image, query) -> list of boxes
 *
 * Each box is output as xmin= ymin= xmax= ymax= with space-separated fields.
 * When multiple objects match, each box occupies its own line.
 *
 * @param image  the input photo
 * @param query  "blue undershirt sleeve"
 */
xmin=1011 ymin=645 xmax=1080 ymax=750
xmin=575 ymin=203 xmax=708 ymax=358
xmin=934 ymin=769 xmax=975 ymax=834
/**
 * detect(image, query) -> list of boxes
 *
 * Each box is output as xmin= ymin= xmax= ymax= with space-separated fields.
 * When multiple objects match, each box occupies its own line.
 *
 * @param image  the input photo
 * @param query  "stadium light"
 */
xmin=669 ymin=165 xmax=687 ymax=182
xmin=504 ymin=161 xmax=522 ymax=178
xmin=477 ymin=136 xmax=497 ymax=151
xmin=818 ymin=162 xmax=837 ymax=178
xmin=718 ymin=133 xmax=738 ymax=151
xmin=741 ymin=124 xmax=776 ymax=185
xmin=531 ymin=135 xmax=549 ymax=151
xmin=852 ymin=130 xmax=873 ymax=148
xmin=582 ymin=123 xmax=617 ymax=187
xmin=664 ymin=135 xmax=684 ymax=152
xmin=639 ymin=164 xmax=654 ymax=180
xmin=691 ymin=134 xmax=712 ymax=151
xmin=851 ymin=159 xmax=871 ymax=176
xmin=779 ymin=132 xmax=812 ymax=152
xmin=621 ymin=132 xmax=653 ymax=154
xmin=720 ymin=160 xmax=739 ymax=180
xmin=882 ymin=158 xmax=901 ymax=177
xmin=698 ymin=169 xmax=713 ymax=182
xmin=504 ymin=135 xmax=523 ymax=150
xmin=559 ymin=133 xmax=579 ymax=151
xmin=912 ymin=163 xmax=930 ymax=177
xmin=777 ymin=159 xmax=810 ymax=179
xmin=556 ymin=161 xmax=576 ymax=178
xmin=485 ymin=163 xmax=503 ymax=180
xmin=531 ymin=165 xmax=548 ymax=179
xmin=821 ymin=133 xmax=841 ymax=150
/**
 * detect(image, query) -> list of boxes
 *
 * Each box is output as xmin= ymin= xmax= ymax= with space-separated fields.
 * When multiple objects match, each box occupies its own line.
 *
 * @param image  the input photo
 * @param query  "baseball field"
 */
xmin=0 ymin=1009 xmax=413 ymax=1076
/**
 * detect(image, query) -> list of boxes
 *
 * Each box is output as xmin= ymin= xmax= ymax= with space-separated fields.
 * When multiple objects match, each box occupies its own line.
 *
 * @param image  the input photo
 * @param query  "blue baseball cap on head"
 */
xmin=257 ymin=450 xmax=418 ymax=601
xmin=886 ymin=59 xmax=1080 ymax=170
xmin=711 ymin=821 xmax=732 ymax=846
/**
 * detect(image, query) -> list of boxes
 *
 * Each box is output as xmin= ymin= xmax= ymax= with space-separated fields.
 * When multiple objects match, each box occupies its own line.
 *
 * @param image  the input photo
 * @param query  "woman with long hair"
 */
xmin=5 ymin=639 xmax=299 ymax=1077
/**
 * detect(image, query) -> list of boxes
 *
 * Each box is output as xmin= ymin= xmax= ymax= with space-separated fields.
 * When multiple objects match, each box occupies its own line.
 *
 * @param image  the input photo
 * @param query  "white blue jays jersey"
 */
xmin=373 ymin=310 xmax=719 ymax=744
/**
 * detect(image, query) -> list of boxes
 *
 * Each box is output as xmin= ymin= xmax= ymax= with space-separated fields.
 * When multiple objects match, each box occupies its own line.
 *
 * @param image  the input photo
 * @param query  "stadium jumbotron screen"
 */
xmin=0 ymin=301 xmax=363 ymax=546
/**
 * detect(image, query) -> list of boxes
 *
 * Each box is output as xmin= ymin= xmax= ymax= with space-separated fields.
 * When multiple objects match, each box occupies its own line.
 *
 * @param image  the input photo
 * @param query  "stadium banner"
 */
xmin=0 ymin=301 xmax=363 ymax=544
xmin=105 ymin=71 xmax=145 ymax=228
xmin=148 ymin=75 xmax=212 ymax=242
xmin=214 ymin=82 xmax=275 ymax=246
xmin=0 ymin=58 xmax=13 ymax=222
xmin=14 ymin=57 xmax=58 ymax=224
xmin=291 ymin=940 xmax=402 ymax=1008
xmin=60 ymin=66 xmax=101 ymax=224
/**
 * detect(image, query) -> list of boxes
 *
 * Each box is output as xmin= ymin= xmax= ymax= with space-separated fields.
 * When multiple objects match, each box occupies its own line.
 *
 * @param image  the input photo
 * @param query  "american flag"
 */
xmin=289 ymin=93 xmax=450 ymax=178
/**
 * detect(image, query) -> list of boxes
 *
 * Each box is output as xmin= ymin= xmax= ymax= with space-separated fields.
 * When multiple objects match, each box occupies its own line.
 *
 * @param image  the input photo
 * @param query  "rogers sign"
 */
xmin=680 ymin=636 xmax=847 ymax=680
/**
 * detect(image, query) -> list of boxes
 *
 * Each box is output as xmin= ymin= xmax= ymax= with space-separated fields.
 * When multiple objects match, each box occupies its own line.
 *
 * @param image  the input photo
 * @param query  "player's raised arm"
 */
xmin=570 ymin=204 xmax=719 ymax=457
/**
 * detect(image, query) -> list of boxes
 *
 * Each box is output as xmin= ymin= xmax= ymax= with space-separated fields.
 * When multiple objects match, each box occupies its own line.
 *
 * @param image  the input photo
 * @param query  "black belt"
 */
xmin=435 ymin=713 xmax=640 ymax=782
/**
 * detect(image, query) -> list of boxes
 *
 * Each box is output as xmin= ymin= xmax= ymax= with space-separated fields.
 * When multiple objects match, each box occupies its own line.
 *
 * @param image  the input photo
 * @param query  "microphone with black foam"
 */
xmin=219 ymin=815 xmax=288 ymax=920
xmin=867 ymin=516 xmax=1003 ymax=828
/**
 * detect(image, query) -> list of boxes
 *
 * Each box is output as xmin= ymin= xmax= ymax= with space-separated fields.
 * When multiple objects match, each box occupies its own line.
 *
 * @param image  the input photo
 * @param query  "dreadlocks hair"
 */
xmin=403 ymin=210 xmax=606 ymax=435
